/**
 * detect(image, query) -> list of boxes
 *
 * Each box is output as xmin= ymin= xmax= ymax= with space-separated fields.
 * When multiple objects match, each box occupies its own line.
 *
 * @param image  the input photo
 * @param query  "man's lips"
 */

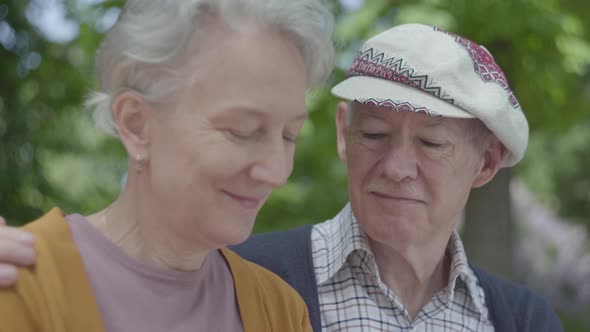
xmin=370 ymin=191 xmax=425 ymax=204
xmin=222 ymin=191 xmax=265 ymax=209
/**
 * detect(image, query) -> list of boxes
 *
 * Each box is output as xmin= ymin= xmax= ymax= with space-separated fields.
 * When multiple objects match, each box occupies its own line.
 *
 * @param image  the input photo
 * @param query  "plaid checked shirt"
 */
xmin=311 ymin=204 xmax=495 ymax=331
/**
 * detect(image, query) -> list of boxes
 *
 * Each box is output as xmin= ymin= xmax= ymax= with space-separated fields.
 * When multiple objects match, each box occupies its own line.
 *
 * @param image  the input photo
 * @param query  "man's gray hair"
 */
xmin=87 ymin=0 xmax=335 ymax=136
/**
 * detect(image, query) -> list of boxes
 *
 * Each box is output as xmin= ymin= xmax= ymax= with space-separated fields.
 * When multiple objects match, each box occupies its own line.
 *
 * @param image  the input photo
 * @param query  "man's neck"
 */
xmin=369 ymin=235 xmax=451 ymax=319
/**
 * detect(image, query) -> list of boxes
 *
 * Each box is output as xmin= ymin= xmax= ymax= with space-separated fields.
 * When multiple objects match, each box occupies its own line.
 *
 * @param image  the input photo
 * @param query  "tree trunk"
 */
xmin=462 ymin=168 xmax=514 ymax=279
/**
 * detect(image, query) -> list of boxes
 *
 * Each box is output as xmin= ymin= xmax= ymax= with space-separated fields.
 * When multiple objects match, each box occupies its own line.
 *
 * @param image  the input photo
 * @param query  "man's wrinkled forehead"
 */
xmin=351 ymin=102 xmax=446 ymax=127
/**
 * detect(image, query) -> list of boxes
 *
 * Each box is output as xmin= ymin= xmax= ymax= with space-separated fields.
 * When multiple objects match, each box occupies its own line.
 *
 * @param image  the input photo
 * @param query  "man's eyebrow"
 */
xmin=423 ymin=119 xmax=445 ymax=127
xmin=359 ymin=108 xmax=387 ymax=120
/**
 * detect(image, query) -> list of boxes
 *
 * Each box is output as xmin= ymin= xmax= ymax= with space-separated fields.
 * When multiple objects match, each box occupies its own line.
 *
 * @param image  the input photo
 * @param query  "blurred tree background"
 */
xmin=1 ymin=0 xmax=589 ymax=330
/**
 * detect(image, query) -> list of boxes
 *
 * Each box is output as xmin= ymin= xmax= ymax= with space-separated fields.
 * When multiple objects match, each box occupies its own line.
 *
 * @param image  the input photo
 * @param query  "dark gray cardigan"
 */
xmin=231 ymin=225 xmax=563 ymax=332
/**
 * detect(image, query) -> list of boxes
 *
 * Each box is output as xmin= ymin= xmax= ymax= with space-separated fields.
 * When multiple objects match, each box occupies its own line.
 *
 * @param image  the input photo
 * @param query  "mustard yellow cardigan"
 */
xmin=0 ymin=208 xmax=312 ymax=332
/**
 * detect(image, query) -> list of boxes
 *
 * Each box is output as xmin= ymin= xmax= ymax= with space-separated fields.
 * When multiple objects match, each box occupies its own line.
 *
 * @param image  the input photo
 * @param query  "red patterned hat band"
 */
xmin=346 ymin=38 xmax=520 ymax=111
xmin=347 ymin=46 xmax=456 ymax=107
xmin=432 ymin=27 xmax=520 ymax=109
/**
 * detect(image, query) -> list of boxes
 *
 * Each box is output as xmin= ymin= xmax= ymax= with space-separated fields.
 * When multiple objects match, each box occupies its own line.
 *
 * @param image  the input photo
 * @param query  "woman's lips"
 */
xmin=223 ymin=191 xmax=264 ymax=209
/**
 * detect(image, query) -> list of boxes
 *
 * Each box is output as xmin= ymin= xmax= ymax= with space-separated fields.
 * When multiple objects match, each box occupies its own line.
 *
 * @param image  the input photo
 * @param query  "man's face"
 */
xmin=336 ymin=103 xmax=501 ymax=250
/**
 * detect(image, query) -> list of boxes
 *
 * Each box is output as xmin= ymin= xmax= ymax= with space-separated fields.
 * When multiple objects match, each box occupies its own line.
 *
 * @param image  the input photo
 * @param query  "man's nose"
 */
xmin=381 ymin=138 xmax=418 ymax=182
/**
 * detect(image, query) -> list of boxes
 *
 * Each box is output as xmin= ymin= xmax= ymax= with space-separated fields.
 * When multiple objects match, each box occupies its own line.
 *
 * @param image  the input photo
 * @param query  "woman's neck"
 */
xmin=87 ymin=186 xmax=211 ymax=271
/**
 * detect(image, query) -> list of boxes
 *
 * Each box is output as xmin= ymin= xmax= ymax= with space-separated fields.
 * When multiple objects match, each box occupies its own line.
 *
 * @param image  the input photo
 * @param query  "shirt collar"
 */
xmin=313 ymin=203 xmax=488 ymax=316
xmin=313 ymin=203 xmax=372 ymax=285
xmin=445 ymin=231 xmax=488 ymax=315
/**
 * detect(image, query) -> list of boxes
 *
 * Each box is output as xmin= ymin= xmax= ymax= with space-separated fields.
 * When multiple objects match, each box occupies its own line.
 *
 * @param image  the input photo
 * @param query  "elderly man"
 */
xmin=0 ymin=24 xmax=561 ymax=331
xmin=235 ymin=23 xmax=562 ymax=331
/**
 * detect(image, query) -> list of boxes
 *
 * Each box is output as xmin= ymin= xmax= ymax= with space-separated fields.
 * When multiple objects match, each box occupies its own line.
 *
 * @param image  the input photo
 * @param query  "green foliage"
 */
xmin=1 ymin=0 xmax=588 ymax=231
xmin=561 ymin=312 xmax=590 ymax=332
xmin=0 ymin=1 xmax=125 ymax=223
xmin=0 ymin=0 xmax=588 ymax=229
xmin=520 ymin=120 xmax=590 ymax=229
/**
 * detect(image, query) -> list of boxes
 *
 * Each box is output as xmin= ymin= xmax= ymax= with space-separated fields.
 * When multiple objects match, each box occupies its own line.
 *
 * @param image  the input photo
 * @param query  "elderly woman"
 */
xmin=0 ymin=0 xmax=334 ymax=331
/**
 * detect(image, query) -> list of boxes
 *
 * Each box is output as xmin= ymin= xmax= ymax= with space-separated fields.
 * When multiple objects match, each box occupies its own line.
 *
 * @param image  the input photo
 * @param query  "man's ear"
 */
xmin=336 ymin=102 xmax=350 ymax=162
xmin=472 ymin=137 xmax=507 ymax=188
xmin=111 ymin=91 xmax=151 ymax=160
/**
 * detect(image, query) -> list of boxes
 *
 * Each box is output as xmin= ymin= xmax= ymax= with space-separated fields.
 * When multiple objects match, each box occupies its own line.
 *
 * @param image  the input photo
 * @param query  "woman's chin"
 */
xmin=217 ymin=219 xmax=257 ymax=247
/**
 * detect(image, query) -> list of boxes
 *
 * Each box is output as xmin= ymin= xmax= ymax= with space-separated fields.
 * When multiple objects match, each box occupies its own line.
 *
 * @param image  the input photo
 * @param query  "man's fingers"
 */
xmin=0 ymin=241 xmax=35 ymax=266
xmin=0 ymin=226 xmax=35 ymax=245
xmin=0 ymin=227 xmax=34 ymax=288
xmin=0 ymin=264 xmax=18 ymax=287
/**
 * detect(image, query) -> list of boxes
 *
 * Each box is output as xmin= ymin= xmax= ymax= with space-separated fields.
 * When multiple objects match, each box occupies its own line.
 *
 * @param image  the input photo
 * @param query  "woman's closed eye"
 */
xmin=361 ymin=132 xmax=388 ymax=140
xmin=228 ymin=129 xmax=259 ymax=141
xmin=283 ymin=134 xmax=298 ymax=144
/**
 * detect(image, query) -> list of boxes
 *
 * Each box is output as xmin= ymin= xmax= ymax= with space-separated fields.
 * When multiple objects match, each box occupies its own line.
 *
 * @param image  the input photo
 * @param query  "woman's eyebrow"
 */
xmin=210 ymin=107 xmax=266 ymax=122
xmin=293 ymin=112 xmax=308 ymax=121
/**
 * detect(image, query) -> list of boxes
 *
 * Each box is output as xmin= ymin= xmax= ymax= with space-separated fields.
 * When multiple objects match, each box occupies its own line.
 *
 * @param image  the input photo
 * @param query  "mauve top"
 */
xmin=66 ymin=214 xmax=243 ymax=332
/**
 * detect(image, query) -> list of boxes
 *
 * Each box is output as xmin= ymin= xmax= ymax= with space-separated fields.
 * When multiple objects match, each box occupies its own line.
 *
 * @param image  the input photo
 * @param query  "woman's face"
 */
xmin=140 ymin=24 xmax=309 ymax=248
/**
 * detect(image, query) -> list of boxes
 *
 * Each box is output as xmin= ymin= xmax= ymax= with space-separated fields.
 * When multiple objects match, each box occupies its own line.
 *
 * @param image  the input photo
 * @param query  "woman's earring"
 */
xmin=136 ymin=153 xmax=144 ymax=174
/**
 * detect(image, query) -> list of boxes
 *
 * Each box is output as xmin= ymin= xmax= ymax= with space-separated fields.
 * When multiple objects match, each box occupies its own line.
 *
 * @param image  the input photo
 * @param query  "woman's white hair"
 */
xmin=87 ymin=0 xmax=335 ymax=136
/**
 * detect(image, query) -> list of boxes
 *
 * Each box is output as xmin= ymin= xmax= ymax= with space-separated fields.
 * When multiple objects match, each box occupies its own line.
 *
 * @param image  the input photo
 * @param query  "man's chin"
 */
xmin=360 ymin=214 xmax=421 ymax=243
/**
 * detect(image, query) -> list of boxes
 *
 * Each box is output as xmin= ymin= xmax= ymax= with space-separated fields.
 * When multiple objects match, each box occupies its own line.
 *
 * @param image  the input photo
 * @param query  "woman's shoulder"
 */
xmin=221 ymin=248 xmax=312 ymax=331
xmin=221 ymin=247 xmax=304 ymax=297
xmin=20 ymin=208 xmax=81 ymax=273
xmin=22 ymin=207 xmax=68 ymax=238
xmin=0 ymin=208 xmax=105 ymax=332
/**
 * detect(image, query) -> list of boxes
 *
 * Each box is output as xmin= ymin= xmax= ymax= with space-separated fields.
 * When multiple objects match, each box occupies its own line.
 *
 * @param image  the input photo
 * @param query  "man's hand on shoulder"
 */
xmin=0 ymin=217 xmax=36 ymax=286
